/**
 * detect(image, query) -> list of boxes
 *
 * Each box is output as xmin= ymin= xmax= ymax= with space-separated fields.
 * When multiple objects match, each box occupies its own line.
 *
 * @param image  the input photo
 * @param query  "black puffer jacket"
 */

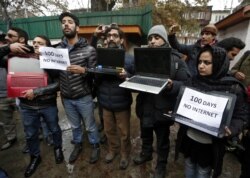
xmin=0 ymin=45 xmax=11 ymax=97
xmin=57 ymin=38 xmax=96 ymax=99
xmin=136 ymin=49 xmax=191 ymax=127
xmin=97 ymin=53 xmax=134 ymax=111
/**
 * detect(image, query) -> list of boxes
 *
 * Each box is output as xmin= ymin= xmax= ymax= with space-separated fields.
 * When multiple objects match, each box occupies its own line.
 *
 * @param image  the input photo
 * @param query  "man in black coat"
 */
xmin=133 ymin=25 xmax=191 ymax=178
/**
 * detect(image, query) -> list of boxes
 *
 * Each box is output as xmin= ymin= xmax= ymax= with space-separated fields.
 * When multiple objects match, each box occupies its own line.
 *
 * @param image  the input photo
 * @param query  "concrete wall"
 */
xmin=217 ymin=20 xmax=250 ymax=68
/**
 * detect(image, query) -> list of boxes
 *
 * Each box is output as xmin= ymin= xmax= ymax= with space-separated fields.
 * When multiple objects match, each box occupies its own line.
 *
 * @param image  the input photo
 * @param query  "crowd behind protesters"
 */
xmin=0 ymin=11 xmax=249 ymax=178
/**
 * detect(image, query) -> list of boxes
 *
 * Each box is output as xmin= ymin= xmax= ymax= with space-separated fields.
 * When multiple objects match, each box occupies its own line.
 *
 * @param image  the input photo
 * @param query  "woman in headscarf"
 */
xmin=168 ymin=45 xmax=249 ymax=178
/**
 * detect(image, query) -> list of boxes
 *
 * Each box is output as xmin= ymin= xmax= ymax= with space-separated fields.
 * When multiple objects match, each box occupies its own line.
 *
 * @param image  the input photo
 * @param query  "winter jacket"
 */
xmin=168 ymin=34 xmax=217 ymax=76
xmin=97 ymin=53 xmax=134 ymax=111
xmin=57 ymin=38 xmax=96 ymax=99
xmin=230 ymin=50 xmax=250 ymax=87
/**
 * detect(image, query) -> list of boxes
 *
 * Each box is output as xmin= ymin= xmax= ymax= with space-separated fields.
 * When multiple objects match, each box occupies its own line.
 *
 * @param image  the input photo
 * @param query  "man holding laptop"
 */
xmin=133 ymin=25 xmax=190 ymax=178
xmin=96 ymin=25 xmax=134 ymax=169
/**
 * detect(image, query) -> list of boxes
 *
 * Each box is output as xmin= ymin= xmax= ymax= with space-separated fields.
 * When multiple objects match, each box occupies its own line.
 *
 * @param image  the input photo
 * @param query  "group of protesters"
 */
xmin=0 ymin=11 xmax=249 ymax=178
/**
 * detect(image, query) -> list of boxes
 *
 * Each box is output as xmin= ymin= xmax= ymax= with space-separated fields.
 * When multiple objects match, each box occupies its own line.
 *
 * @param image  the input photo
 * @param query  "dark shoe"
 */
xmin=69 ymin=144 xmax=82 ymax=164
xmin=119 ymin=157 xmax=129 ymax=170
xmin=24 ymin=155 xmax=41 ymax=177
xmin=105 ymin=152 xmax=117 ymax=163
xmin=45 ymin=135 xmax=54 ymax=146
xmin=89 ymin=144 xmax=100 ymax=164
xmin=0 ymin=138 xmax=17 ymax=151
xmin=133 ymin=152 xmax=152 ymax=165
xmin=100 ymin=134 xmax=107 ymax=144
xmin=22 ymin=144 xmax=30 ymax=154
xmin=54 ymin=147 xmax=64 ymax=164
xmin=153 ymin=167 xmax=166 ymax=178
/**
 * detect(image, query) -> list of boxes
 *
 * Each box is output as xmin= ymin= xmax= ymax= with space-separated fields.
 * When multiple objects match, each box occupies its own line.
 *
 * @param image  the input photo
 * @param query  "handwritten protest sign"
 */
xmin=176 ymin=87 xmax=228 ymax=128
xmin=39 ymin=47 xmax=70 ymax=70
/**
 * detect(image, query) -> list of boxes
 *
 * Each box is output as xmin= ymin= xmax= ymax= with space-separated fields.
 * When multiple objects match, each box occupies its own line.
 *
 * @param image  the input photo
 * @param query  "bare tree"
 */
xmin=0 ymin=0 xmax=69 ymax=25
xmin=91 ymin=0 xmax=116 ymax=11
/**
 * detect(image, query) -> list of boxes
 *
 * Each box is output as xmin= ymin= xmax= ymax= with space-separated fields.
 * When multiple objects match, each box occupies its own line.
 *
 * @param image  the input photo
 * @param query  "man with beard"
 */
xmin=133 ymin=25 xmax=190 ymax=178
xmin=168 ymin=24 xmax=218 ymax=76
xmin=96 ymin=25 xmax=134 ymax=169
xmin=57 ymin=12 xmax=100 ymax=164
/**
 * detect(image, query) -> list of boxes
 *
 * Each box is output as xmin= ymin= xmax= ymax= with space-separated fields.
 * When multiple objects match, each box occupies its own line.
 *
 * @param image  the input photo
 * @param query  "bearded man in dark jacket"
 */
xmin=133 ymin=25 xmax=191 ymax=178
xmin=57 ymin=12 xmax=100 ymax=164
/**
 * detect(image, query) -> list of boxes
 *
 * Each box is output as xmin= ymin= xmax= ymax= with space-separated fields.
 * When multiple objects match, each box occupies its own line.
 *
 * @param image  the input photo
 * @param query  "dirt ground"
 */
xmin=0 ymin=94 xmax=241 ymax=178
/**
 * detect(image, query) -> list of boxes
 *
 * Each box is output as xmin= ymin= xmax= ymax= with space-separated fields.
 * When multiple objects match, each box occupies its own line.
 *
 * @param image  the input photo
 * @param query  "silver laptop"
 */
xmin=119 ymin=47 xmax=171 ymax=94
xmin=87 ymin=48 xmax=125 ymax=75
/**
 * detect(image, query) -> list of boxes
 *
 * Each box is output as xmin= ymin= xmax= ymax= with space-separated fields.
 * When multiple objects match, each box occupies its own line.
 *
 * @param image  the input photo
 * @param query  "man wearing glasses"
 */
xmin=96 ymin=25 xmax=134 ymax=169
xmin=0 ymin=27 xmax=31 ymax=152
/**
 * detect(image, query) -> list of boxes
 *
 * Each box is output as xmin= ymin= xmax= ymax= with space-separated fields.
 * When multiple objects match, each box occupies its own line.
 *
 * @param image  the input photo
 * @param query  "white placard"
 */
xmin=176 ymin=87 xmax=228 ymax=128
xmin=39 ymin=47 xmax=70 ymax=70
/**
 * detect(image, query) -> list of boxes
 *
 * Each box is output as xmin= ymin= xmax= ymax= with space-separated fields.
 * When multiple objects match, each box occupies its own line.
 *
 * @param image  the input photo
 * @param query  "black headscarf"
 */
xmin=191 ymin=45 xmax=234 ymax=92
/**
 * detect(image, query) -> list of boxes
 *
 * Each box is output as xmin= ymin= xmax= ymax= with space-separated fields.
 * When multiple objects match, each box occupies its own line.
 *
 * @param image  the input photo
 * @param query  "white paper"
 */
xmin=176 ymin=87 xmax=228 ymax=128
xmin=39 ymin=47 xmax=70 ymax=70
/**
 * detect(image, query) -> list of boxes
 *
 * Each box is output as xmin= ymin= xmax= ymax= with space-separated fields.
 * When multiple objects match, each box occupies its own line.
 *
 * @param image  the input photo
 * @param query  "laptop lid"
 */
xmin=170 ymin=86 xmax=236 ymax=138
xmin=96 ymin=48 xmax=125 ymax=68
xmin=134 ymin=47 xmax=171 ymax=78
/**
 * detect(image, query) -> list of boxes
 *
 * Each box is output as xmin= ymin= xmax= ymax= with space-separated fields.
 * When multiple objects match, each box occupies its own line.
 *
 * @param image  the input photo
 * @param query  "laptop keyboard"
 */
xmin=128 ymin=77 xmax=166 ymax=87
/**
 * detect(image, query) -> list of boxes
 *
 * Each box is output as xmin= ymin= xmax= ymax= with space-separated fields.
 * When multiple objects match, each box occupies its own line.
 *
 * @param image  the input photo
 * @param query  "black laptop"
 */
xmin=119 ymin=47 xmax=171 ymax=94
xmin=87 ymin=48 xmax=125 ymax=75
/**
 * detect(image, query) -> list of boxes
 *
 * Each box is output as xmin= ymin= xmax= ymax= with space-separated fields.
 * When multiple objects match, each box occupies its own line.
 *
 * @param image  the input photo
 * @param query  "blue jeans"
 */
xmin=185 ymin=157 xmax=211 ymax=178
xmin=63 ymin=95 xmax=99 ymax=144
xmin=20 ymin=106 xmax=62 ymax=156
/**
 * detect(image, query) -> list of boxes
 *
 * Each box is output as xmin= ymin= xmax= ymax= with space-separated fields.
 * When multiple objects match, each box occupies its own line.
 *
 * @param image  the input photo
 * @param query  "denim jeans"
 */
xmin=20 ymin=106 xmax=62 ymax=156
xmin=63 ymin=95 xmax=99 ymax=144
xmin=185 ymin=157 xmax=211 ymax=178
xmin=0 ymin=97 xmax=16 ymax=141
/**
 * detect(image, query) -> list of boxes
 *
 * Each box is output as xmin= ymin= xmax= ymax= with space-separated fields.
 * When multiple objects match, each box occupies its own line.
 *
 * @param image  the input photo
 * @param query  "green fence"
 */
xmin=0 ymin=5 xmax=152 ymax=40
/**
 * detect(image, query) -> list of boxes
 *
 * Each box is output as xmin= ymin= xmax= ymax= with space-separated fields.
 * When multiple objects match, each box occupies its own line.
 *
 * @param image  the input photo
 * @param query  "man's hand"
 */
xmin=9 ymin=43 xmax=30 ymax=53
xmin=235 ymin=71 xmax=245 ymax=81
xmin=22 ymin=89 xmax=35 ymax=100
xmin=168 ymin=24 xmax=181 ymax=35
xmin=67 ymin=65 xmax=86 ymax=74
xmin=118 ymin=68 xmax=127 ymax=79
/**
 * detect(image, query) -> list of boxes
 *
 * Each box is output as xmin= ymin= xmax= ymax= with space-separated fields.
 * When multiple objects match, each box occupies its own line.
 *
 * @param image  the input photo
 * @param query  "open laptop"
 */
xmin=119 ymin=47 xmax=171 ymax=94
xmin=7 ymin=57 xmax=48 ymax=97
xmin=166 ymin=86 xmax=236 ymax=138
xmin=87 ymin=48 xmax=125 ymax=75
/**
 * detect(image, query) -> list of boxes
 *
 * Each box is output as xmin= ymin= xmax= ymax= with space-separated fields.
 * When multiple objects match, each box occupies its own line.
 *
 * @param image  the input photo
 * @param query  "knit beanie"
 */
xmin=148 ymin=25 xmax=168 ymax=43
xmin=201 ymin=24 xmax=218 ymax=36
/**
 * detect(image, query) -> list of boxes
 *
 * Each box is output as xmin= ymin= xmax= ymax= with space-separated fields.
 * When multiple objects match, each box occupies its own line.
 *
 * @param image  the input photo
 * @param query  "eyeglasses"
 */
xmin=198 ymin=60 xmax=212 ymax=65
xmin=7 ymin=33 xmax=18 ymax=38
xmin=106 ymin=33 xmax=119 ymax=39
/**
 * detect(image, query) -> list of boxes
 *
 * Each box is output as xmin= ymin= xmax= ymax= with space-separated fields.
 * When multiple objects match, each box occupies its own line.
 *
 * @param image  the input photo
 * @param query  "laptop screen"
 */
xmin=96 ymin=48 xmax=125 ymax=68
xmin=134 ymin=47 xmax=171 ymax=76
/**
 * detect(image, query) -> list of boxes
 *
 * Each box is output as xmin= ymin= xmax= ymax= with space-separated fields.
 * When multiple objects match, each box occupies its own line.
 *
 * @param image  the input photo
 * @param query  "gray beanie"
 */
xmin=148 ymin=25 xmax=168 ymax=43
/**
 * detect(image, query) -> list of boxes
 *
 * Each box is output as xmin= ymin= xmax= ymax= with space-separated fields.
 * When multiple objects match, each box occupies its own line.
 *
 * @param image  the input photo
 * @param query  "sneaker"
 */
xmin=133 ymin=152 xmax=152 ymax=165
xmin=1 ymin=138 xmax=17 ymax=151
xmin=69 ymin=144 xmax=82 ymax=164
xmin=105 ymin=152 xmax=117 ymax=163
